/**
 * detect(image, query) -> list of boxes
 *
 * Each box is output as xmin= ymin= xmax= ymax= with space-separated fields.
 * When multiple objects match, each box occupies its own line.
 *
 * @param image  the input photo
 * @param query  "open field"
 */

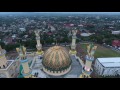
xmin=80 ymin=43 xmax=120 ymax=58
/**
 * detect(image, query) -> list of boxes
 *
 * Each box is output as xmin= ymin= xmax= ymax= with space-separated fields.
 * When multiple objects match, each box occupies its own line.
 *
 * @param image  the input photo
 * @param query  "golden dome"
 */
xmin=42 ymin=46 xmax=71 ymax=76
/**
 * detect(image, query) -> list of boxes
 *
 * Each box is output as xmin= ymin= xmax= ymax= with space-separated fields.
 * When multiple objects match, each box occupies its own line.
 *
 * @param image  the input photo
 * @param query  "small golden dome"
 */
xmin=42 ymin=46 xmax=71 ymax=75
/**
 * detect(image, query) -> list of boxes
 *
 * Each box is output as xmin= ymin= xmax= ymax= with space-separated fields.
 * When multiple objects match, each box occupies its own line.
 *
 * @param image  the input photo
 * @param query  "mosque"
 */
xmin=0 ymin=29 xmax=97 ymax=78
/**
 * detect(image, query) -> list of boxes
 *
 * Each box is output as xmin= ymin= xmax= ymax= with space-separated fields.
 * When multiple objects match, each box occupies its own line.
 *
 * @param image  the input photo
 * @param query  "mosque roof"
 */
xmin=42 ymin=46 xmax=71 ymax=72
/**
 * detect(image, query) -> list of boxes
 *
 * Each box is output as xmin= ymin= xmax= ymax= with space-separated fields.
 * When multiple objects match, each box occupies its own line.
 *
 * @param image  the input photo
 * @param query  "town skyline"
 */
xmin=0 ymin=13 xmax=120 ymax=78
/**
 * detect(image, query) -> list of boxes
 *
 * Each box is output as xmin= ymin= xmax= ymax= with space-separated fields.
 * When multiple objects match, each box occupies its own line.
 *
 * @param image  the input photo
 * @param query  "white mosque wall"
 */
xmin=0 ymin=60 xmax=20 ymax=78
xmin=94 ymin=59 xmax=120 ymax=76
xmin=102 ymin=68 xmax=120 ymax=76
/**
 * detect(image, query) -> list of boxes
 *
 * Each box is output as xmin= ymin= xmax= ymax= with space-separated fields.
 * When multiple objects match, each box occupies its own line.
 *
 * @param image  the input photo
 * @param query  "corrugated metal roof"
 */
xmin=97 ymin=57 xmax=120 ymax=67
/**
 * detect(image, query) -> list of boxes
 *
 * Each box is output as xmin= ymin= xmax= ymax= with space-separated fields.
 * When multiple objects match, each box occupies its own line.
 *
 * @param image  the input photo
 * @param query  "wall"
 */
xmin=102 ymin=67 xmax=120 ymax=76
xmin=94 ymin=59 xmax=120 ymax=76
xmin=94 ymin=59 xmax=104 ymax=76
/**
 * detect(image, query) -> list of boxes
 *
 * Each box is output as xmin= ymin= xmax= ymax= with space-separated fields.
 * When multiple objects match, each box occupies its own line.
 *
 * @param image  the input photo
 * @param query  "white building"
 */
xmin=112 ymin=31 xmax=120 ymax=35
xmin=19 ymin=28 xmax=26 ymax=32
xmin=0 ymin=60 xmax=20 ymax=78
xmin=12 ymin=34 xmax=17 ymax=39
xmin=50 ymin=26 xmax=56 ymax=32
xmin=94 ymin=57 xmax=120 ymax=76
xmin=81 ymin=33 xmax=94 ymax=37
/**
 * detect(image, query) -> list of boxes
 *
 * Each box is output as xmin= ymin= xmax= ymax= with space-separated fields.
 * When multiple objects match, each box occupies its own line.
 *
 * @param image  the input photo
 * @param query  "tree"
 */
xmin=0 ymin=42 xmax=5 ymax=48
xmin=5 ymin=43 xmax=19 ymax=52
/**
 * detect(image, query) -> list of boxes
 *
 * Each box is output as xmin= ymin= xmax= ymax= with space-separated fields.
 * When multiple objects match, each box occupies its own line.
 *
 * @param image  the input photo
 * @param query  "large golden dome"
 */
xmin=42 ymin=46 xmax=71 ymax=76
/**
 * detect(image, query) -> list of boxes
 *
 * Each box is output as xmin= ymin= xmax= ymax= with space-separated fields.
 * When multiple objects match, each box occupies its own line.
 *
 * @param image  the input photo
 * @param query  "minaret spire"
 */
xmin=34 ymin=29 xmax=44 ymax=55
xmin=71 ymin=30 xmax=77 ymax=50
xmin=69 ymin=29 xmax=77 ymax=55
xmin=0 ymin=45 xmax=7 ymax=68
xmin=16 ymin=45 xmax=32 ymax=78
xmin=79 ymin=43 xmax=97 ymax=78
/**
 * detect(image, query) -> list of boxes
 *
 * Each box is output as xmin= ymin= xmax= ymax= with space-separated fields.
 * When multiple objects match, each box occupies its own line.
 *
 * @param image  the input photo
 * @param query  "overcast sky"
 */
xmin=0 ymin=12 xmax=120 ymax=15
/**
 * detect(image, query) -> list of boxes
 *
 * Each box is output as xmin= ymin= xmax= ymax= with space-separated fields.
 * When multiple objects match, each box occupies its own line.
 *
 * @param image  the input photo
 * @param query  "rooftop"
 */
xmin=0 ymin=60 xmax=14 ymax=70
xmin=97 ymin=57 xmax=120 ymax=68
xmin=81 ymin=33 xmax=91 ymax=37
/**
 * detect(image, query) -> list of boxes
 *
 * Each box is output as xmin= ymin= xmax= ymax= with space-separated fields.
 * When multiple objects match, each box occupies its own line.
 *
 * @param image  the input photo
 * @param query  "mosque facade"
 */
xmin=0 ymin=29 xmax=97 ymax=78
xmin=0 ymin=46 xmax=20 ymax=78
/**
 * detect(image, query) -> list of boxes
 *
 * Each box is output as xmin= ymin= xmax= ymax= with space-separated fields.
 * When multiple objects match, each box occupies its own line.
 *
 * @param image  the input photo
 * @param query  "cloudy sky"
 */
xmin=0 ymin=12 xmax=120 ymax=15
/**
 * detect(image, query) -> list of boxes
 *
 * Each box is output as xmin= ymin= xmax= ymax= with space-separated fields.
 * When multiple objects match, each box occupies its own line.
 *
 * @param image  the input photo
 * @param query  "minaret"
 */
xmin=69 ymin=30 xmax=77 ymax=55
xmin=0 ymin=46 xmax=7 ymax=69
xmin=34 ymin=29 xmax=44 ymax=55
xmin=16 ymin=45 xmax=32 ymax=78
xmin=79 ymin=43 xmax=97 ymax=78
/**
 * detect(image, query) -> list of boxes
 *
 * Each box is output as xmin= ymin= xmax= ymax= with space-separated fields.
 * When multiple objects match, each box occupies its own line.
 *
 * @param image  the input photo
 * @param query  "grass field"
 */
xmin=80 ymin=44 xmax=120 ymax=58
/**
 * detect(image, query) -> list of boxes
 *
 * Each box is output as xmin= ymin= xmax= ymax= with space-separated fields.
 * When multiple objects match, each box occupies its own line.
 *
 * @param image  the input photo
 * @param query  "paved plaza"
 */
xmin=26 ymin=53 xmax=83 ymax=78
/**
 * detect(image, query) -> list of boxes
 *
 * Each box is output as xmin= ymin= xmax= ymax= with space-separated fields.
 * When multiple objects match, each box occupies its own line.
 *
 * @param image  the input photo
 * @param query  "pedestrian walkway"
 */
xmin=75 ymin=55 xmax=84 ymax=67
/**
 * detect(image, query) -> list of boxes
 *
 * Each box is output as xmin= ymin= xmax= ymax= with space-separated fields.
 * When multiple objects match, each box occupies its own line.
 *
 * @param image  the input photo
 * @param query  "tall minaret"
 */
xmin=34 ymin=30 xmax=44 ymax=55
xmin=69 ymin=30 xmax=77 ymax=55
xmin=16 ymin=45 xmax=32 ymax=78
xmin=79 ymin=43 xmax=97 ymax=78
xmin=0 ymin=46 xmax=7 ymax=69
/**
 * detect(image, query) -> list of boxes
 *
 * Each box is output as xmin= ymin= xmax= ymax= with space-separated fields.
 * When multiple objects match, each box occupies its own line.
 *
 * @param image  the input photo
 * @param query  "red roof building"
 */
xmin=64 ymin=24 xmax=74 ymax=27
xmin=112 ymin=40 xmax=120 ymax=47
